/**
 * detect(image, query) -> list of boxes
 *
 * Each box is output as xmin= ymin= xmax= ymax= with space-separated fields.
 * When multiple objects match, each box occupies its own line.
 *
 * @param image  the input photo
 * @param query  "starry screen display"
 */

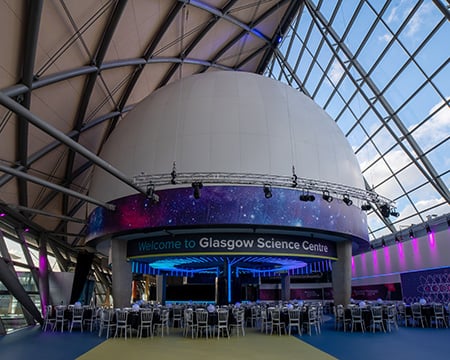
xmin=86 ymin=185 xmax=368 ymax=242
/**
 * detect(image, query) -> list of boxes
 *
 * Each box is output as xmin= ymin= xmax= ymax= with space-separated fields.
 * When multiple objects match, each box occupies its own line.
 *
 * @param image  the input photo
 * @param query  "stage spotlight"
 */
xmin=447 ymin=218 xmax=450 ymax=227
xmin=263 ymin=184 xmax=272 ymax=199
xmin=425 ymin=224 xmax=431 ymax=234
xmin=145 ymin=184 xmax=159 ymax=203
xmin=395 ymin=235 xmax=401 ymax=243
xmin=192 ymin=182 xmax=203 ymax=199
xmin=170 ymin=161 xmax=177 ymax=184
xmin=409 ymin=229 xmax=414 ymax=239
xmin=390 ymin=207 xmax=400 ymax=217
xmin=322 ymin=190 xmax=333 ymax=203
xmin=370 ymin=244 xmax=375 ymax=250
xmin=381 ymin=239 xmax=386 ymax=247
xmin=300 ymin=191 xmax=315 ymax=202
xmin=380 ymin=203 xmax=390 ymax=217
xmin=342 ymin=194 xmax=353 ymax=206
xmin=361 ymin=203 xmax=372 ymax=211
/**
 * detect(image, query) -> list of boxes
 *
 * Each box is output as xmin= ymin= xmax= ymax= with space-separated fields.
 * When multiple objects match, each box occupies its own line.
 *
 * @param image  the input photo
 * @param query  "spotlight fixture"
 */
xmin=409 ymin=229 xmax=414 ymax=239
xmin=381 ymin=239 xmax=386 ymax=247
xmin=170 ymin=161 xmax=177 ymax=184
xmin=370 ymin=244 xmax=375 ymax=250
xmin=447 ymin=218 xmax=450 ymax=227
xmin=361 ymin=203 xmax=372 ymax=211
xmin=145 ymin=184 xmax=159 ymax=203
xmin=322 ymin=190 xmax=333 ymax=203
xmin=390 ymin=207 xmax=400 ymax=217
xmin=192 ymin=182 xmax=203 ymax=199
xmin=395 ymin=235 xmax=401 ymax=243
xmin=263 ymin=184 xmax=272 ymax=199
xmin=380 ymin=203 xmax=390 ymax=217
xmin=342 ymin=194 xmax=353 ymax=206
xmin=425 ymin=224 xmax=431 ymax=234
xmin=299 ymin=190 xmax=315 ymax=202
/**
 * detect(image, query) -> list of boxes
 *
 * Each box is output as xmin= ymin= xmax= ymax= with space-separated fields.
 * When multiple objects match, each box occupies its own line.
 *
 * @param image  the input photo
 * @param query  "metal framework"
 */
xmin=133 ymin=171 xmax=394 ymax=207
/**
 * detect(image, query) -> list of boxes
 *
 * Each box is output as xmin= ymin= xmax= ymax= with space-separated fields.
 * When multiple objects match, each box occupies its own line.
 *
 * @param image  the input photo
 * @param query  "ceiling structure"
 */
xmin=0 ymin=0 xmax=449 ymax=259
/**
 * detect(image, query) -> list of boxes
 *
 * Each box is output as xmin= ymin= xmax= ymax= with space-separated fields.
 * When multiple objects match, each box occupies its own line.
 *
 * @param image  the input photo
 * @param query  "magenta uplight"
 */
xmin=383 ymin=246 xmax=391 ymax=273
xmin=0 ymin=213 xmax=5 ymax=217
xmin=428 ymin=231 xmax=435 ymax=247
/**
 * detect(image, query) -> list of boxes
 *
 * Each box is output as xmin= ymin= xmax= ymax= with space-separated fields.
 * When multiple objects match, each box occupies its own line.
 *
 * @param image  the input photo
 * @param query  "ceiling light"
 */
xmin=342 ymin=194 xmax=352 ymax=206
xmin=322 ymin=190 xmax=333 ymax=203
xmin=380 ymin=203 xmax=390 ymax=217
xmin=390 ymin=207 xmax=400 ymax=217
xmin=425 ymin=224 xmax=431 ymax=234
xmin=409 ymin=229 xmax=414 ymax=239
xmin=300 ymin=191 xmax=315 ymax=202
xmin=361 ymin=203 xmax=371 ymax=211
xmin=192 ymin=182 xmax=203 ymax=199
xmin=263 ymin=184 xmax=272 ymax=199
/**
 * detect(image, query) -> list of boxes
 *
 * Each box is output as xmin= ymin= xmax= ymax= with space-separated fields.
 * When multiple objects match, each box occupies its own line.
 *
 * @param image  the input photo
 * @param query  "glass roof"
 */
xmin=265 ymin=0 xmax=449 ymax=240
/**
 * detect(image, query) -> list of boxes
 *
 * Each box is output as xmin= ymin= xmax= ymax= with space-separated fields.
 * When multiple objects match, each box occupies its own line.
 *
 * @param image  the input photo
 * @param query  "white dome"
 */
xmin=90 ymin=71 xmax=363 ymax=202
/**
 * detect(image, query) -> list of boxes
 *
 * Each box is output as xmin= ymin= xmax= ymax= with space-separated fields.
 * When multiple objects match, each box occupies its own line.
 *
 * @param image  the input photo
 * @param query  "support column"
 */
xmin=216 ymin=258 xmax=229 ymax=305
xmin=156 ymin=274 xmax=166 ymax=305
xmin=38 ymin=234 xmax=50 ymax=315
xmin=332 ymin=240 xmax=352 ymax=307
xmin=111 ymin=238 xmax=132 ymax=308
xmin=281 ymin=274 xmax=290 ymax=301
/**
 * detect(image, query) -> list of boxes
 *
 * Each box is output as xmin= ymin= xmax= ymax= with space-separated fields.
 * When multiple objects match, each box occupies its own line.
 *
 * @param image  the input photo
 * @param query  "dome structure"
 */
xmin=89 ymin=71 xmax=364 ymax=202
xmin=86 ymin=71 xmax=373 ymax=266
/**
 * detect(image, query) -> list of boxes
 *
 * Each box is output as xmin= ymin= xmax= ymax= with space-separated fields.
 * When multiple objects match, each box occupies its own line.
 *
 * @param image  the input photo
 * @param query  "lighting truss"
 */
xmin=133 ymin=171 xmax=394 ymax=206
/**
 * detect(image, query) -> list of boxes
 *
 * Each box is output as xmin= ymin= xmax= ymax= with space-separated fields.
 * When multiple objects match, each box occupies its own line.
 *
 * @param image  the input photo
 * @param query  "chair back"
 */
xmin=116 ymin=310 xmax=129 ymax=325
xmin=141 ymin=309 xmax=153 ymax=323
xmin=72 ymin=307 xmax=84 ymax=320
xmin=288 ymin=308 xmax=300 ymax=323
xmin=196 ymin=310 xmax=208 ymax=325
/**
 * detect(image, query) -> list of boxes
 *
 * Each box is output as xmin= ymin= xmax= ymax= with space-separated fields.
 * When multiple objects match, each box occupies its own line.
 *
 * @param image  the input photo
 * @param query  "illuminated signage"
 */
xmin=127 ymin=234 xmax=337 ymax=259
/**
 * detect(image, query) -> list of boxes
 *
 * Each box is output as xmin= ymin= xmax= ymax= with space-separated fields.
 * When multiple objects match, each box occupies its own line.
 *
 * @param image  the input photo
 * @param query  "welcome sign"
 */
xmin=127 ymin=234 xmax=337 ymax=260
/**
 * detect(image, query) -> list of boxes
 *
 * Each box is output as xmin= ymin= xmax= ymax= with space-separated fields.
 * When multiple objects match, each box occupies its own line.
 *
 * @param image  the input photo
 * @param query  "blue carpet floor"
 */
xmin=298 ymin=320 xmax=450 ymax=360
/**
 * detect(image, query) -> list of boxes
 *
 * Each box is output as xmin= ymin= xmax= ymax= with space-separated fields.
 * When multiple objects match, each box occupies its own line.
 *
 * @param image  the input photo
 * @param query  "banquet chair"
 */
xmin=385 ymin=305 xmax=398 ymax=332
xmin=230 ymin=308 xmax=246 ymax=336
xmin=334 ymin=305 xmax=348 ymax=331
xmin=83 ymin=307 xmax=101 ymax=332
xmin=53 ymin=306 xmax=68 ymax=332
xmin=269 ymin=308 xmax=285 ymax=336
xmin=305 ymin=307 xmax=321 ymax=335
xmin=396 ymin=303 xmax=410 ymax=326
xmin=183 ymin=309 xmax=197 ymax=338
xmin=115 ymin=310 xmax=132 ymax=339
xmin=98 ymin=308 xmax=116 ymax=339
xmin=172 ymin=306 xmax=183 ymax=329
xmin=287 ymin=308 xmax=302 ymax=336
xmin=138 ymin=309 xmax=154 ymax=338
xmin=431 ymin=303 xmax=447 ymax=328
xmin=260 ymin=308 xmax=272 ymax=334
xmin=154 ymin=309 xmax=170 ymax=337
xmin=216 ymin=309 xmax=230 ymax=339
xmin=350 ymin=306 xmax=366 ymax=333
xmin=370 ymin=306 xmax=385 ymax=333
xmin=70 ymin=306 xmax=84 ymax=332
xmin=196 ymin=309 xmax=210 ymax=338
xmin=42 ymin=305 xmax=55 ymax=331
xmin=411 ymin=303 xmax=426 ymax=328
xmin=249 ymin=306 xmax=261 ymax=328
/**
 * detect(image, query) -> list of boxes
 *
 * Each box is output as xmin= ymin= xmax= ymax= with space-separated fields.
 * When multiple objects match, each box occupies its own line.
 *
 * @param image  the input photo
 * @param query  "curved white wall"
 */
xmin=90 ymin=71 xmax=363 ymax=202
